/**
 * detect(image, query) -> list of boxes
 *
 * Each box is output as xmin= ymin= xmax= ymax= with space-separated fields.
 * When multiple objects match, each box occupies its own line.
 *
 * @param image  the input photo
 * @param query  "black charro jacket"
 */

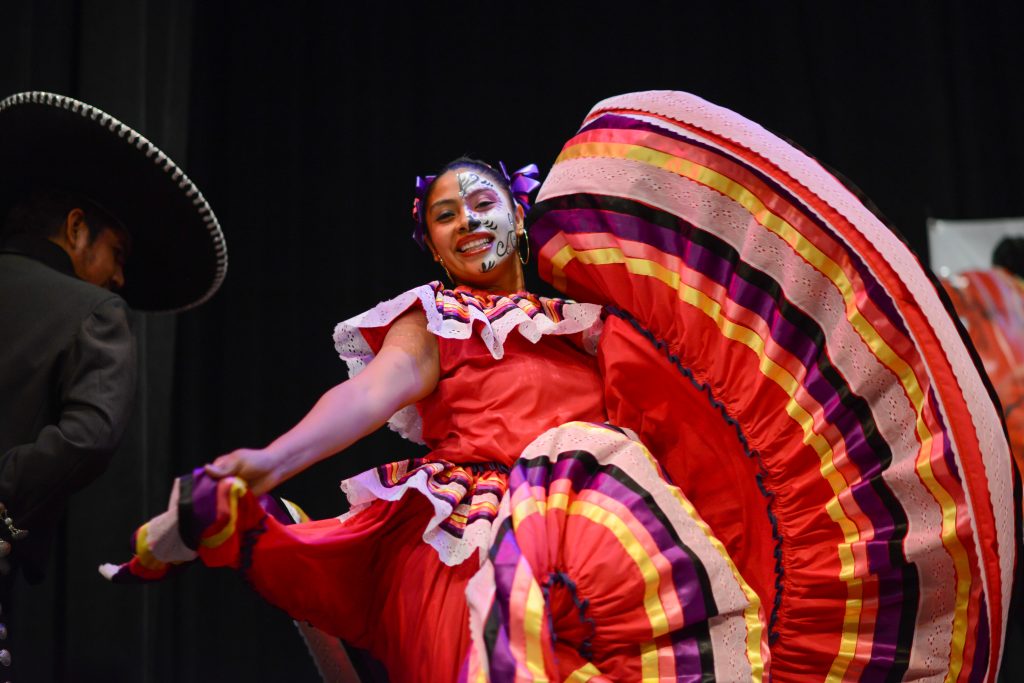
xmin=0 ymin=234 xmax=136 ymax=580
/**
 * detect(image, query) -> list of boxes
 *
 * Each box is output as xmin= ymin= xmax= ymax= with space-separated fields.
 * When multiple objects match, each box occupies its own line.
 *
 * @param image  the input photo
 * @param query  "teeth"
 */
xmin=458 ymin=238 xmax=491 ymax=253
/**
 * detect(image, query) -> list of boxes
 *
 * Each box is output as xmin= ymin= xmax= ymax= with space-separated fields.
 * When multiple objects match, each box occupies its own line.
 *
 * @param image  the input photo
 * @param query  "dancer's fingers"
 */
xmin=205 ymin=452 xmax=241 ymax=478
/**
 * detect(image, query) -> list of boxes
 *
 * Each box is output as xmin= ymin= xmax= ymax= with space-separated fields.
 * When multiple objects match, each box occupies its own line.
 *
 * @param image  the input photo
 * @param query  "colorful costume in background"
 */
xmin=106 ymin=92 xmax=1014 ymax=681
xmin=940 ymin=269 xmax=1024 ymax=678
xmin=942 ymin=269 xmax=1024 ymax=477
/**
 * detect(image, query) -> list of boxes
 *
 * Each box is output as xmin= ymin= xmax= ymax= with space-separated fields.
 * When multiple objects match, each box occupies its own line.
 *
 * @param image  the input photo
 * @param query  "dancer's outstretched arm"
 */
xmin=204 ymin=308 xmax=439 ymax=494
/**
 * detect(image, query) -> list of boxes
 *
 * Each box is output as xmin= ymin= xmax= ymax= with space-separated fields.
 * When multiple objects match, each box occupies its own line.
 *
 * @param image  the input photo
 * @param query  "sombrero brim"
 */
xmin=0 ymin=92 xmax=226 ymax=313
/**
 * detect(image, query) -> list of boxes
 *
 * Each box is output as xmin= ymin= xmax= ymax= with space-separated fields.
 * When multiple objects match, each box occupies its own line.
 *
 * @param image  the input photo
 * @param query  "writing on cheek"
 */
xmin=495 ymin=230 xmax=517 ymax=258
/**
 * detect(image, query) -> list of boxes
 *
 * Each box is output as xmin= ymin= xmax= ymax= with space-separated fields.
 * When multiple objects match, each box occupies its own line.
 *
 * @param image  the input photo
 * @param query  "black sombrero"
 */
xmin=0 ymin=91 xmax=226 ymax=312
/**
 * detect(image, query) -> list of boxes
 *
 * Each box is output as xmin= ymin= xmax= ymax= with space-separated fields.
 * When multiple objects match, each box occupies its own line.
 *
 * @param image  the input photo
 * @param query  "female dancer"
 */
xmin=109 ymin=91 xmax=1013 ymax=682
xmin=108 ymin=155 xmax=764 ymax=681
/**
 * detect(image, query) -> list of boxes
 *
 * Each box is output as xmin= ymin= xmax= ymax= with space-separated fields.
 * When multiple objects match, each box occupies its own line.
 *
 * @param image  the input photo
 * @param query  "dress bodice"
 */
xmin=423 ymin=324 xmax=606 ymax=465
xmin=333 ymin=282 xmax=606 ymax=464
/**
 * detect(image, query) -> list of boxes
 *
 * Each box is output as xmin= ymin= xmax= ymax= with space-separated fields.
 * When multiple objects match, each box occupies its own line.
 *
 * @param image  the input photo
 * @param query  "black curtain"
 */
xmin=0 ymin=1 xmax=197 ymax=681
xmin=3 ymin=2 xmax=1023 ymax=681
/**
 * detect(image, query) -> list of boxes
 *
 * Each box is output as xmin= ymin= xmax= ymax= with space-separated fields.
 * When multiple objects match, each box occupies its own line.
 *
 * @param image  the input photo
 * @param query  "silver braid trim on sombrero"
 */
xmin=0 ymin=91 xmax=228 ymax=312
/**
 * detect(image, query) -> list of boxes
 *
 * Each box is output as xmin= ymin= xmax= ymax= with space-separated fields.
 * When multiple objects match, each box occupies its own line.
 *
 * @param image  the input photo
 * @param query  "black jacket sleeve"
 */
xmin=0 ymin=297 xmax=136 ymax=530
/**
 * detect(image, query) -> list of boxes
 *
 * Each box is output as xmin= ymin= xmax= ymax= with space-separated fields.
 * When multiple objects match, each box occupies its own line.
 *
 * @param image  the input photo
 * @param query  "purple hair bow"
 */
xmin=410 ymin=162 xmax=541 ymax=250
xmin=498 ymin=162 xmax=542 ymax=214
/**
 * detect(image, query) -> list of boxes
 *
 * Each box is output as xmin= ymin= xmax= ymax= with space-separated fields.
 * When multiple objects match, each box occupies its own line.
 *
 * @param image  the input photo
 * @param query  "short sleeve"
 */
xmin=332 ymin=282 xmax=602 ymax=445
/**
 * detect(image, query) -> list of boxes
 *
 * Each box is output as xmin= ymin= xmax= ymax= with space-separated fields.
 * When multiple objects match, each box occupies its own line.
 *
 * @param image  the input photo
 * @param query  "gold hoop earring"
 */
xmin=437 ymin=257 xmax=455 ymax=285
xmin=517 ymin=228 xmax=530 ymax=266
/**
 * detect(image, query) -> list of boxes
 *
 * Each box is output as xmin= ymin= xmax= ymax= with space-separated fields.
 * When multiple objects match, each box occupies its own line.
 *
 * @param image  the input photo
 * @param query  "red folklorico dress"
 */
xmin=105 ymin=281 xmax=767 ymax=682
xmin=107 ymin=90 xmax=1014 ymax=682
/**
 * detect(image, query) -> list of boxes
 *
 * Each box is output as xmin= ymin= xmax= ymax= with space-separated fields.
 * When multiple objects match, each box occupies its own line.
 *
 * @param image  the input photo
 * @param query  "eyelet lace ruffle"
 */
xmin=340 ymin=459 xmax=509 ymax=566
xmin=332 ymin=281 xmax=602 ymax=443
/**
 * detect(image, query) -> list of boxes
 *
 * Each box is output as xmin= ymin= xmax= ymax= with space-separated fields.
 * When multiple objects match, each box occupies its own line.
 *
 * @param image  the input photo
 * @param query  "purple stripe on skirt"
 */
xmin=571 ymin=112 xmax=909 ymax=337
xmin=534 ymin=207 xmax=919 ymax=658
xmin=509 ymin=450 xmax=713 ymax=627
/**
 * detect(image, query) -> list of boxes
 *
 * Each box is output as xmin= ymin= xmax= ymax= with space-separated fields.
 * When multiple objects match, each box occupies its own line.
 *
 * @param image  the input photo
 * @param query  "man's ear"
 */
xmin=63 ymin=208 xmax=90 ymax=250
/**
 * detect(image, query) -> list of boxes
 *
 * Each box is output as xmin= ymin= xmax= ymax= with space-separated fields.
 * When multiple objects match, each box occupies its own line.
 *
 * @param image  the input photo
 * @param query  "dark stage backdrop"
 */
xmin=3 ymin=1 xmax=1024 ymax=681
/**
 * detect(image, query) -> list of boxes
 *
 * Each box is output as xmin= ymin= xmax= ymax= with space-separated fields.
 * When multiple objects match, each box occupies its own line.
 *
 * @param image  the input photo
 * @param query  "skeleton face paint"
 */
xmin=455 ymin=171 xmax=518 ymax=273
xmin=425 ymin=168 xmax=525 ymax=291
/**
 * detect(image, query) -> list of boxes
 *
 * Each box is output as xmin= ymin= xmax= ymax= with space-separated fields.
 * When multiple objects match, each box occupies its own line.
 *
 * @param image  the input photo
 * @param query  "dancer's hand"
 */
xmin=204 ymin=448 xmax=285 ymax=495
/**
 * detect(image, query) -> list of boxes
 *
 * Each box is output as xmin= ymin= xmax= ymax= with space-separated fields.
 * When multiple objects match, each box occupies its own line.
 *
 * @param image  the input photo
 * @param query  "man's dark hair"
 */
xmin=1 ymin=189 xmax=125 ymax=243
xmin=993 ymin=236 xmax=1024 ymax=278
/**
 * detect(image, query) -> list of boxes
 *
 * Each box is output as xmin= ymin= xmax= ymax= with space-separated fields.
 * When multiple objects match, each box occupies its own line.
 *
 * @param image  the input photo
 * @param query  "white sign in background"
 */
xmin=928 ymin=217 xmax=1024 ymax=277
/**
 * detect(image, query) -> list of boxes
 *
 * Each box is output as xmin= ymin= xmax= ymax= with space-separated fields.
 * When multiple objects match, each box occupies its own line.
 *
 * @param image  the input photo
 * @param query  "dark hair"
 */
xmin=412 ymin=157 xmax=521 ymax=251
xmin=1 ymin=189 xmax=126 ymax=243
xmin=426 ymin=156 xmax=515 ymax=208
xmin=993 ymin=236 xmax=1024 ymax=278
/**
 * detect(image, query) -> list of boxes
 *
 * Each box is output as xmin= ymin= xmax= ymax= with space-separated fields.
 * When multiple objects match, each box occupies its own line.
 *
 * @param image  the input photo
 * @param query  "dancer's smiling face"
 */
xmin=424 ymin=167 xmax=524 ymax=291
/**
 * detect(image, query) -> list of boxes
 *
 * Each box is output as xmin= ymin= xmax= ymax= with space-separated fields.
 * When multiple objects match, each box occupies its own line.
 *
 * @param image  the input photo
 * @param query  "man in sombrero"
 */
xmin=0 ymin=92 xmax=226 ymax=678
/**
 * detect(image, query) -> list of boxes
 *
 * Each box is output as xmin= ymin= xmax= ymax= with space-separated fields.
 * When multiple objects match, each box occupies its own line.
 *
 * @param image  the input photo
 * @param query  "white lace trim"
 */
xmin=464 ymin=422 xmax=764 ymax=680
xmin=544 ymin=90 xmax=1013 ymax=635
xmin=339 ymin=465 xmax=497 ymax=566
xmin=332 ymin=282 xmax=602 ymax=443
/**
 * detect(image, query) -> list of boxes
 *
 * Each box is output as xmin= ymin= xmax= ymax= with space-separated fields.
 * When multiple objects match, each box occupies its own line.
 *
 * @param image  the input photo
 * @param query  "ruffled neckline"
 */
xmin=427 ymin=281 xmax=569 ymax=329
xmin=448 ymin=283 xmax=542 ymax=306
xmin=333 ymin=282 xmax=604 ymax=444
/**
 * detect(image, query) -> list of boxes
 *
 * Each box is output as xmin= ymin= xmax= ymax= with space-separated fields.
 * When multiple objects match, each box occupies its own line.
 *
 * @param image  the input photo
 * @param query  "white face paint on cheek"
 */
xmin=456 ymin=170 xmax=519 ymax=274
